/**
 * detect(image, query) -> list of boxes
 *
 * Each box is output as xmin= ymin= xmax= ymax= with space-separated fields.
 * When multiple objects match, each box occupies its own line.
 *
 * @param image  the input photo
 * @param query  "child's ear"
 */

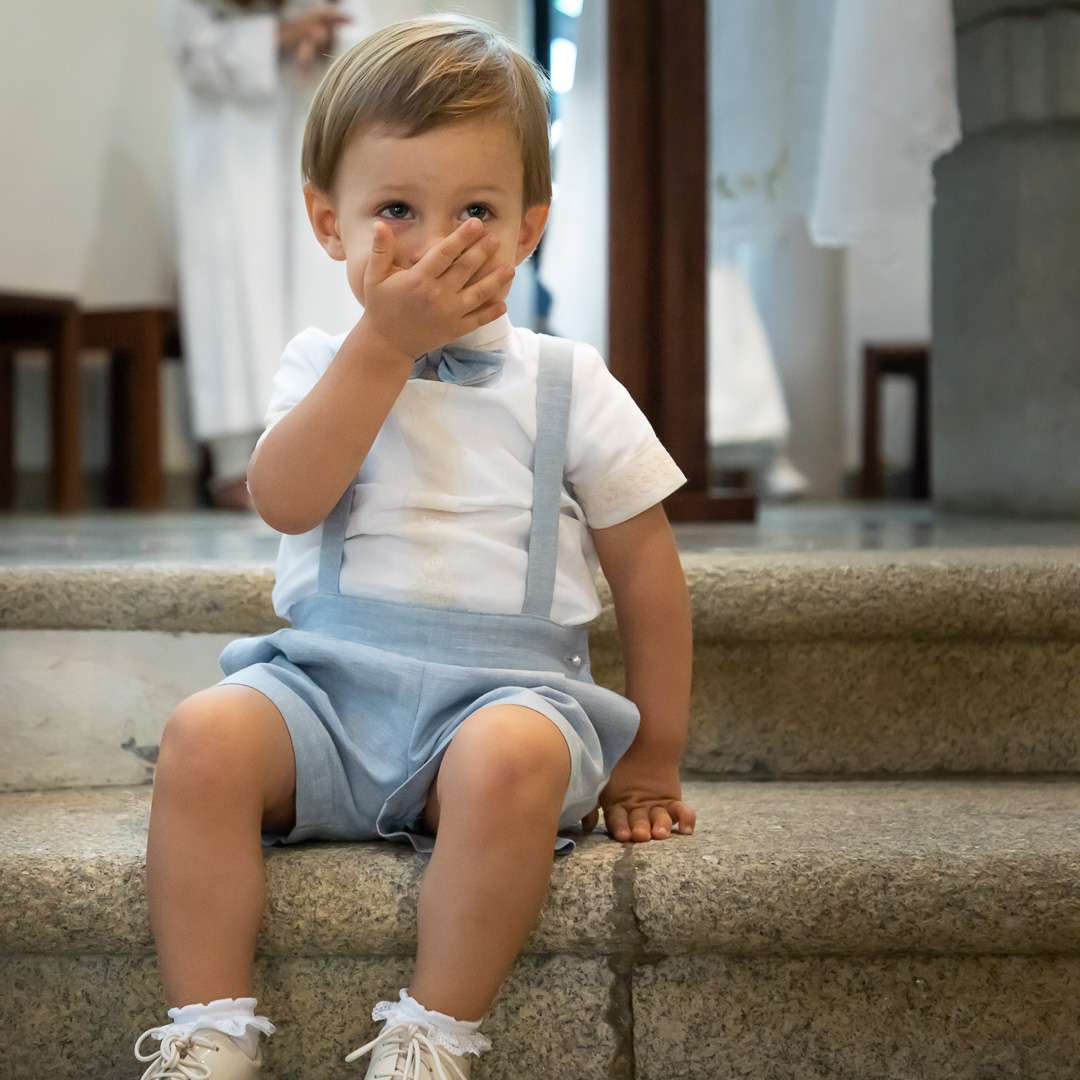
xmin=515 ymin=201 xmax=550 ymax=263
xmin=305 ymin=182 xmax=346 ymax=261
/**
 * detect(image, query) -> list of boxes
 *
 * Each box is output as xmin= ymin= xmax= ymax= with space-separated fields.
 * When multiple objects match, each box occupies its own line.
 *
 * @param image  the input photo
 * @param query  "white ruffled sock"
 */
xmin=161 ymin=996 xmax=276 ymax=1057
xmin=372 ymin=988 xmax=492 ymax=1056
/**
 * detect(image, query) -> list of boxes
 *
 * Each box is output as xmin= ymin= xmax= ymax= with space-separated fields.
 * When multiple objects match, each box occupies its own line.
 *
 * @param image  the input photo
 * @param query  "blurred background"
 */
xmin=1 ymin=0 xmax=1077 ymax=535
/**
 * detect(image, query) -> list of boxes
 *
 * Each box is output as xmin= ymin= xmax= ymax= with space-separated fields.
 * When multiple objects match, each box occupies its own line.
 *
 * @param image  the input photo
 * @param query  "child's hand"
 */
xmin=591 ymin=748 xmax=696 ymax=843
xmin=361 ymin=218 xmax=516 ymax=360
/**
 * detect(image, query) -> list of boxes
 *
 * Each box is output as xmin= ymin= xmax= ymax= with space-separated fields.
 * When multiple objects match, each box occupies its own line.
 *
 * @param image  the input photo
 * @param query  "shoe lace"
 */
xmin=343 ymin=1021 xmax=471 ymax=1080
xmin=133 ymin=1028 xmax=219 ymax=1080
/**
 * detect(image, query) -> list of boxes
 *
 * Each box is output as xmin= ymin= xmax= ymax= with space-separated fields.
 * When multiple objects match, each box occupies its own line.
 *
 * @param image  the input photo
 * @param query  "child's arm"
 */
xmin=592 ymin=502 xmax=692 ymax=757
xmin=247 ymin=319 xmax=414 ymax=534
xmin=589 ymin=501 xmax=697 ymax=840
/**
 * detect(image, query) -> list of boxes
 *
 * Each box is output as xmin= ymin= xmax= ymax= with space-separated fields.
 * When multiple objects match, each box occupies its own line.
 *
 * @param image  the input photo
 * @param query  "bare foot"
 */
xmin=209 ymin=476 xmax=255 ymax=512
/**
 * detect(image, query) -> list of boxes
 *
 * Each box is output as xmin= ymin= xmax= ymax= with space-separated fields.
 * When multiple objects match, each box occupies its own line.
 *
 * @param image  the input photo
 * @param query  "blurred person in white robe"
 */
xmin=161 ymin=0 xmax=358 ymax=509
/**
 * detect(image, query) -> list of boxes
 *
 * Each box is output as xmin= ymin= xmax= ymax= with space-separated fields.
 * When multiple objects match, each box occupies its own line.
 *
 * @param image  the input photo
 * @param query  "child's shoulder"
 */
xmin=280 ymin=325 xmax=351 ymax=373
xmin=514 ymin=326 xmax=607 ymax=383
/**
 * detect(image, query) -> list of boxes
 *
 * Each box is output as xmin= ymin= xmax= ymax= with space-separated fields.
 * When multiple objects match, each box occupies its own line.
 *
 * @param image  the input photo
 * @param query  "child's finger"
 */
xmin=627 ymin=806 xmax=654 ymax=840
xmin=445 ymin=233 xmax=499 ymax=292
xmin=366 ymin=222 xmax=394 ymax=286
xmin=604 ymin=804 xmax=630 ymax=842
xmin=455 ymin=299 xmax=506 ymax=334
xmin=649 ymin=806 xmax=674 ymax=837
xmin=668 ymin=800 xmax=696 ymax=835
xmin=459 ymin=264 xmax=515 ymax=315
xmin=417 ymin=217 xmax=485 ymax=278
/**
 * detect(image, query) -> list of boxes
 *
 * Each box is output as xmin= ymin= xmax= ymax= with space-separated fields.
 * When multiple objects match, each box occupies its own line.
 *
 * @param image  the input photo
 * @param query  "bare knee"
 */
xmin=442 ymin=705 xmax=571 ymax=803
xmin=158 ymin=691 xmax=244 ymax=793
xmin=422 ymin=706 xmax=571 ymax=835
xmin=157 ymin=686 xmax=295 ymax=819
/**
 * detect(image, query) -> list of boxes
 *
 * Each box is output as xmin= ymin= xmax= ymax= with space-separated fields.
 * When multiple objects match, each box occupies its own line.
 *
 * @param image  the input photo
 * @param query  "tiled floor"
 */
xmin=1 ymin=499 xmax=1077 ymax=567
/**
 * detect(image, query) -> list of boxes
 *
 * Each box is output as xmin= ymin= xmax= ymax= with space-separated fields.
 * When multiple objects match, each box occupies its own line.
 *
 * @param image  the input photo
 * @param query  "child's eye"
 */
xmin=377 ymin=202 xmax=411 ymax=220
xmin=465 ymin=204 xmax=493 ymax=221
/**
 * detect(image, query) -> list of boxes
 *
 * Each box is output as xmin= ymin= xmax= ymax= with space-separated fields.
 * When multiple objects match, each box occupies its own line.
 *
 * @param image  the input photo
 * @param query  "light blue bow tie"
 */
xmin=410 ymin=343 xmax=506 ymax=386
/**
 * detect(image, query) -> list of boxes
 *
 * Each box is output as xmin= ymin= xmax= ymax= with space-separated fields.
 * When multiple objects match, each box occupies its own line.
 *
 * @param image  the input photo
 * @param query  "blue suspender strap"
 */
xmin=317 ymin=479 xmax=354 ymax=596
xmin=521 ymin=333 xmax=574 ymax=619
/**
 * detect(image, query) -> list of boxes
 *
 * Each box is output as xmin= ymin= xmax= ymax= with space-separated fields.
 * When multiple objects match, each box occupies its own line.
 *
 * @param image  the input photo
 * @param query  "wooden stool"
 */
xmin=80 ymin=307 xmax=181 ymax=510
xmin=0 ymin=296 xmax=181 ymax=512
xmin=0 ymin=292 xmax=82 ymax=512
xmin=859 ymin=342 xmax=931 ymax=499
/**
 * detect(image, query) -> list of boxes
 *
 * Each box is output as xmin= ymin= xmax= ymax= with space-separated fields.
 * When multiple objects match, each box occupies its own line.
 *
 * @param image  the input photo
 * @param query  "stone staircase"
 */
xmin=2 ymin=548 xmax=1079 ymax=1078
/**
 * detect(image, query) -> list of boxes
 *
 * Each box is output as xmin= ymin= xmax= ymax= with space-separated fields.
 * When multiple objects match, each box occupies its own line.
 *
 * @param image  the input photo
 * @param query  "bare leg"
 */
xmin=145 ymin=684 xmax=298 ymax=1008
xmin=408 ymin=704 xmax=572 ymax=1021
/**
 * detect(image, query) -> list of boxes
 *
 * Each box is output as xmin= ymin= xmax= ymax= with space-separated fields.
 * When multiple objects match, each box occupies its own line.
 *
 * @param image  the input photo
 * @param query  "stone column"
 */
xmin=932 ymin=0 xmax=1080 ymax=515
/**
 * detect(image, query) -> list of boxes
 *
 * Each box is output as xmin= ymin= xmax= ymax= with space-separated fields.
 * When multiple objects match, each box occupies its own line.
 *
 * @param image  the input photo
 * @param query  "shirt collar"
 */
xmin=447 ymin=311 xmax=513 ymax=350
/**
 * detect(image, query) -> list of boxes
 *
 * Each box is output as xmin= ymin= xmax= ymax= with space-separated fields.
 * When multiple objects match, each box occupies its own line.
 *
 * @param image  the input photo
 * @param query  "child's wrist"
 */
xmin=624 ymin=728 xmax=688 ymax=764
xmin=349 ymin=315 xmax=417 ymax=373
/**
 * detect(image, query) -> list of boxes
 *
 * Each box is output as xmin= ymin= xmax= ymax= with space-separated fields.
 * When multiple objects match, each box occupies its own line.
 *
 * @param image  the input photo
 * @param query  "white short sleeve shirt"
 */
xmin=254 ymin=313 xmax=689 ymax=626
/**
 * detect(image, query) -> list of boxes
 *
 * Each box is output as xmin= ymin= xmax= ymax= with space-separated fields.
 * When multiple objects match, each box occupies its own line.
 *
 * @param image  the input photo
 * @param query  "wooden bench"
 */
xmin=0 ymin=292 xmax=181 ymax=512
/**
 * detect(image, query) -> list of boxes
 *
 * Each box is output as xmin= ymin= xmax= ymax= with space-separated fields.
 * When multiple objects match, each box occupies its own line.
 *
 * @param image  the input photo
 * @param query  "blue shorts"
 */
xmin=215 ymin=592 xmax=641 ymax=856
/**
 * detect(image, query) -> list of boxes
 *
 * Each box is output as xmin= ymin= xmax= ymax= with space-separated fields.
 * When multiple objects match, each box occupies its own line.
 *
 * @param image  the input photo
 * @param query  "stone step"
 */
xmin=2 ymin=777 xmax=1078 ymax=1079
xmin=3 ymin=547 xmax=1080 ymax=792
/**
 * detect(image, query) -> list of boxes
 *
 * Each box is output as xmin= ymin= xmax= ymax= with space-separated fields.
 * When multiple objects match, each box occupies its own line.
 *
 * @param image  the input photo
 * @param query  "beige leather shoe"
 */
xmin=133 ymin=1026 xmax=264 ymax=1079
xmin=344 ymin=1021 xmax=474 ymax=1079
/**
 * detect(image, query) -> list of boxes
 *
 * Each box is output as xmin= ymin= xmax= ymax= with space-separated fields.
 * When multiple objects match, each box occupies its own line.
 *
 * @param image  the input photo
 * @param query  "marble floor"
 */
xmin=1 ymin=499 xmax=1077 ymax=567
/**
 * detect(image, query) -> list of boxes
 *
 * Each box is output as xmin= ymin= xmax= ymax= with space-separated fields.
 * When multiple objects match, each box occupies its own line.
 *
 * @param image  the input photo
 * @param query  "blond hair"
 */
xmin=302 ymin=13 xmax=553 ymax=208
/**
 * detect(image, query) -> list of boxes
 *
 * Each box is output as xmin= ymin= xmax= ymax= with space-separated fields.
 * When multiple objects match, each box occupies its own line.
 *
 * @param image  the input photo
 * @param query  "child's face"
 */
xmin=306 ymin=113 xmax=549 ymax=313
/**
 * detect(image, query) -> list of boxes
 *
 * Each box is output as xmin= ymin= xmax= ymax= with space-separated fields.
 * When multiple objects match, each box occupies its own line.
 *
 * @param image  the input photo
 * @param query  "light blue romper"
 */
xmin=216 ymin=334 xmax=642 ymax=856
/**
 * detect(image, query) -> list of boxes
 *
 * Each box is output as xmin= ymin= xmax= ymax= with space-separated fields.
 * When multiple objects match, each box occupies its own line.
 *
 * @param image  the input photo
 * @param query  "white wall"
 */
xmin=0 ymin=2 xmax=178 ymax=304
